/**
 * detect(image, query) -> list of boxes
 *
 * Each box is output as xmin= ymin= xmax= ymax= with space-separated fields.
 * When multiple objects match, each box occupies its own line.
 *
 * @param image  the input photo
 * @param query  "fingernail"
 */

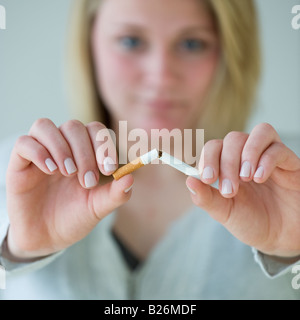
xmin=64 ymin=158 xmax=77 ymax=175
xmin=187 ymin=186 xmax=196 ymax=195
xmin=84 ymin=171 xmax=97 ymax=188
xmin=222 ymin=179 xmax=233 ymax=195
xmin=240 ymin=161 xmax=251 ymax=178
xmin=103 ymin=157 xmax=117 ymax=173
xmin=202 ymin=167 xmax=214 ymax=180
xmin=254 ymin=166 xmax=264 ymax=179
xmin=45 ymin=158 xmax=57 ymax=172
xmin=124 ymin=184 xmax=133 ymax=194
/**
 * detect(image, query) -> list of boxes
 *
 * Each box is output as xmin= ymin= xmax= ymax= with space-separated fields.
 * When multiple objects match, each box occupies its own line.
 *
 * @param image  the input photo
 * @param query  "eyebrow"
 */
xmin=110 ymin=22 xmax=217 ymax=35
xmin=177 ymin=25 xmax=217 ymax=35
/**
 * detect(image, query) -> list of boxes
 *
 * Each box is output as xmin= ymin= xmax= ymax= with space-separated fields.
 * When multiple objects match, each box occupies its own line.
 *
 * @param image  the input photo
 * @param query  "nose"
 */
xmin=143 ymin=47 xmax=179 ymax=93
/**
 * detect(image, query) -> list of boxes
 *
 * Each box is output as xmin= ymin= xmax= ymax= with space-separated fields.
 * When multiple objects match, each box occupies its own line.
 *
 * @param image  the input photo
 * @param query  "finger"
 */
xmin=186 ymin=176 xmax=232 ymax=225
xmin=59 ymin=120 xmax=99 ymax=189
xmin=29 ymin=118 xmax=77 ymax=177
xmin=253 ymin=142 xmax=299 ymax=184
xmin=90 ymin=174 xmax=134 ymax=220
xmin=219 ymin=132 xmax=248 ymax=198
xmin=86 ymin=122 xmax=118 ymax=176
xmin=9 ymin=135 xmax=58 ymax=174
xmin=240 ymin=123 xmax=281 ymax=181
xmin=198 ymin=139 xmax=223 ymax=185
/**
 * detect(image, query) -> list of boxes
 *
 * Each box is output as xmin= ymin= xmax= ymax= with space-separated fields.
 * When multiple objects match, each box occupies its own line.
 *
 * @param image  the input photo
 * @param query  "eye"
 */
xmin=179 ymin=39 xmax=206 ymax=53
xmin=119 ymin=36 xmax=143 ymax=51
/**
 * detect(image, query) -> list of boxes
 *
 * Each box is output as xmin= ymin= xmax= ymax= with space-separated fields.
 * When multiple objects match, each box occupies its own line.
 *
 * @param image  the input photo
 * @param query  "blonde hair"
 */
xmin=65 ymin=0 xmax=261 ymax=140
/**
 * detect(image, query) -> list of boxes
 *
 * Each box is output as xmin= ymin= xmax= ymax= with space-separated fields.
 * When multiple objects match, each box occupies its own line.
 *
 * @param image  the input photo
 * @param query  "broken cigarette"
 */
xmin=112 ymin=149 xmax=161 ymax=180
xmin=112 ymin=149 xmax=201 ymax=181
xmin=159 ymin=151 xmax=201 ymax=180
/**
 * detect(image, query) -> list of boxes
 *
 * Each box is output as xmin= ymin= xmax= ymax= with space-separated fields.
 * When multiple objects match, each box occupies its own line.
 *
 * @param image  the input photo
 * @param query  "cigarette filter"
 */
xmin=112 ymin=149 xmax=160 ymax=180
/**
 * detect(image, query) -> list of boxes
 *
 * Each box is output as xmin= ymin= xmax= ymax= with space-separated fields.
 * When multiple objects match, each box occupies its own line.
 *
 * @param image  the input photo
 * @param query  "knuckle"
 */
xmin=15 ymin=135 xmax=28 ymax=147
xmin=193 ymin=194 xmax=209 ymax=209
xmin=202 ymin=140 xmax=223 ymax=161
xmin=30 ymin=118 xmax=54 ymax=132
xmin=224 ymin=131 xmax=249 ymax=149
xmin=254 ymin=122 xmax=275 ymax=133
xmin=224 ymin=131 xmax=243 ymax=142
xmin=86 ymin=121 xmax=106 ymax=130
xmin=273 ymin=141 xmax=285 ymax=151
xmin=205 ymin=139 xmax=223 ymax=149
xmin=14 ymin=135 xmax=49 ymax=164
xmin=96 ymin=129 xmax=116 ymax=144
xmin=87 ymin=121 xmax=109 ymax=141
xmin=61 ymin=119 xmax=84 ymax=132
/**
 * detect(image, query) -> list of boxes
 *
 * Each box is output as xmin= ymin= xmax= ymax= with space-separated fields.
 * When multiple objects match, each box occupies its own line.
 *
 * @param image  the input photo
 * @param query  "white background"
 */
xmin=0 ymin=0 xmax=299 ymax=152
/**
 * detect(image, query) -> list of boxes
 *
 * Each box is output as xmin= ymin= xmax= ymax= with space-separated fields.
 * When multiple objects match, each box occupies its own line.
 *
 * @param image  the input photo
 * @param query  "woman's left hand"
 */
xmin=186 ymin=123 xmax=300 ymax=258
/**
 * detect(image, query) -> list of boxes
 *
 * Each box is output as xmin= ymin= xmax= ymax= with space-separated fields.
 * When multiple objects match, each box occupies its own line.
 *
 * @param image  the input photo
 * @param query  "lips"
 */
xmin=146 ymin=99 xmax=178 ymax=110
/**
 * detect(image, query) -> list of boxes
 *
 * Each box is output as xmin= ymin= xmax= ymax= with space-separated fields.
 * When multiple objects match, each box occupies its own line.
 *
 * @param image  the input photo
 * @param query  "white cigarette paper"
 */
xmin=159 ymin=152 xmax=201 ymax=180
xmin=113 ymin=149 xmax=201 ymax=180
xmin=140 ymin=149 xmax=160 ymax=165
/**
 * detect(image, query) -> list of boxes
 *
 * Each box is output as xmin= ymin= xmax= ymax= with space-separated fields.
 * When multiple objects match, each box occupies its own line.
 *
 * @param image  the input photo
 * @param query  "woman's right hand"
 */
xmin=5 ymin=118 xmax=133 ymax=261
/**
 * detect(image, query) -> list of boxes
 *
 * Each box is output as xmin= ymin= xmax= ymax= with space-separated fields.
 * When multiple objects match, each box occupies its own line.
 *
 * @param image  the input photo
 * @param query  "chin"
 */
xmin=136 ymin=116 xmax=186 ymax=131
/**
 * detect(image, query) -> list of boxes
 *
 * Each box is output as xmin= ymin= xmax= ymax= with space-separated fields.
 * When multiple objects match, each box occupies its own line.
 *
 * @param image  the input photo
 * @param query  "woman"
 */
xmin=0 ymin=0 xmax=299 ymax=299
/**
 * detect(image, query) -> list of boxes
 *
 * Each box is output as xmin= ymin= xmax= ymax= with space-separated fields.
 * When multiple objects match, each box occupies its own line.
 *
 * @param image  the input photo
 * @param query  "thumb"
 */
xmin=89 ymin=174 xmax=134 ymax=220
xmin=186 ymin=176 xmax=232 ymax=225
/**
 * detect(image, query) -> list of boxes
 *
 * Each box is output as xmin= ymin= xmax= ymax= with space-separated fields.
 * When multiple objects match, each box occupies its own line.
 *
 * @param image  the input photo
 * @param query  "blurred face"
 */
xmin=91 ymin=0 xmax=220 ymax=132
